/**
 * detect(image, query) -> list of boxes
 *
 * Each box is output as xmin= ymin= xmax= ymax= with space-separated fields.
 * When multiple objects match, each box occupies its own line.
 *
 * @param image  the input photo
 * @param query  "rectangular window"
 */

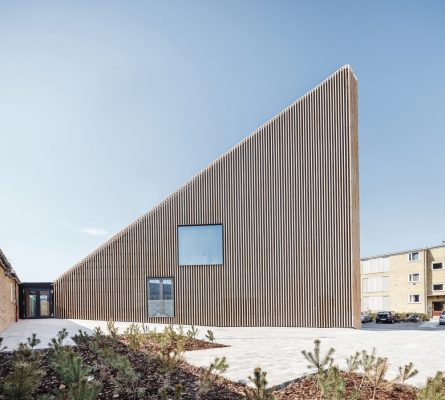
xmin=408 ymin=273 xmax=420 ymax=283
xmin=147 ymin=278 xmax=174 ymax=317
xmin=178 ymin=224 xmax=223 ymax=265
xmin=432 ymin=262 xmax=443 ymax=270
xmin=409 ymin=294 xmax=420 ymax=303
xmin=408 ymin=252 xmax=420 ymax=262
xmin=433 ymin=284 xmax=444 ymax=291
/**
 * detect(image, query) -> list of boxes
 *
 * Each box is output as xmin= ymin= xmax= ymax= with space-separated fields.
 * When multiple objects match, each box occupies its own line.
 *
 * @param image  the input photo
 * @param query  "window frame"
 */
xmin=408 ymin=252 xmax=420 ymax=262
xmin=408 ymin=294 xmax=421 ymax=304
xmin=147 ymin=277 xmax=175 ymax=318
xmin=177 ymin=224 xmax=224 ymax=266
xmin=432 ymin=283 xmax=444 ymax=292
xmin=408 ymin=273 xmax=421 ymax=283
xmin=432 ymin=262 xmax=444 ymax=270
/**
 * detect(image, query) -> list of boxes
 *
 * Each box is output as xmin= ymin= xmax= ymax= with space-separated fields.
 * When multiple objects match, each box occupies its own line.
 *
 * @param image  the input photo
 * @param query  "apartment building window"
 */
xmin=147 ymin=278 xmax=174 ymax=317
xmin=432 ymin=262 xmax=443 ymax=270
xmin=409 ymin=294 xmax=421 ymax=303
xmin=362 ymin=276 xmax=389 ymax=292
xmin=408 ymin=273 xmax=420 ymax=283
xmin=178 ymin=224 xmax=223 ymax=266
xmin=408 ymin=252 xmax=420 ymax=262
xmin=433 ymin=284 xmax=444 ymax=291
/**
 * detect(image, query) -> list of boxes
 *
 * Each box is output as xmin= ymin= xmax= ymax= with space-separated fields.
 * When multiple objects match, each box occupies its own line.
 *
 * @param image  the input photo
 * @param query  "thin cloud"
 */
xmin=79 ymin=228 xmax=108 ymax=237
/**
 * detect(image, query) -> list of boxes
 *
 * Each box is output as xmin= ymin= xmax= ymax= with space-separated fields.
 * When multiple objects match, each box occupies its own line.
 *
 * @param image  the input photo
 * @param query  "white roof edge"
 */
xmin=361 ymin=243 xmax=445 ymax=261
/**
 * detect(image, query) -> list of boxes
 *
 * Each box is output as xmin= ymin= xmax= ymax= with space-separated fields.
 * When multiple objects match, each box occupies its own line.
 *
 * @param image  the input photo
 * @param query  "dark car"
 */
xmin=376 ymin=311 xmax=399 ymax=324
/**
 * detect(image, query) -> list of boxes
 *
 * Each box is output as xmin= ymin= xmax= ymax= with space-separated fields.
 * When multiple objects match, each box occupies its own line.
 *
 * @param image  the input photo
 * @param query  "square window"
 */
xmin=432 ymin=262 xmax=443 ymax=270
xmin=178 ymin=225 xmax=223 ymax=265
xmin=408 ymin=273 xmax=420 ymax=283
xmin=433 ymin=284 xmax=444 ymax=291
xmin=147 ymin=278 xmax=174 ymax=317
xmin=408 ymin=252 xmax=420 ymax=262
xmin=409 ymin=294 xmax=420 ymax=303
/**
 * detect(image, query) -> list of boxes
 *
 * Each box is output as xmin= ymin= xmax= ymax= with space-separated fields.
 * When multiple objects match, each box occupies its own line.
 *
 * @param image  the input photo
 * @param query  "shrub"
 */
xmin=98 ymin=347 xmax=145 ymax=398
xmin=417 ymin=372 xmax=445 ymax=400
xmin=317 ymin=365 xmax=346 ymax=400
xmin=124 ymin=323 xmax=143 ymax=351
xmin=244 ymin=367 xmax=276 ymax=400
xmin=302 ymin=339 xmax=334 ymax=373
xmin=186 ymin=325 xmax=198 ymax=340
xmin=397 ymin=362 xmax=419 ymax=384
xmin=106 ymin=320 xmax=119 ymax=341
xmin=2 ymin=334 xmax=44 ymax=400
xmin=74 ymin=330 xmax=90 ymax=344
xmin=198 ymin=357 xmax=228 ymax=397
xmin=1 ymin=361 xmax=44 ymax=400
xmin=205 ymin=330 xmax=215 ymax=343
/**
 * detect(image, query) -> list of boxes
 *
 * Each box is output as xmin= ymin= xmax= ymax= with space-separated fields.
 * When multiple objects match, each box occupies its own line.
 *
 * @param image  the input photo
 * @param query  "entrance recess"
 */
xmin=20 ymin=283 xmax=54 ymax=319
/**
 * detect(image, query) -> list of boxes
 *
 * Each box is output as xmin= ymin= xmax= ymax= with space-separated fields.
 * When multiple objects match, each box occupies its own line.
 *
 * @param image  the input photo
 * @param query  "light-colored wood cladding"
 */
xmin=54 ymin=65 xmax=360 ymax=327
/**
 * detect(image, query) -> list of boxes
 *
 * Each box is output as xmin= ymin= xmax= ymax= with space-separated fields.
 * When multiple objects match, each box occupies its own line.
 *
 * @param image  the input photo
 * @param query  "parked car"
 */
xmin=439 ymin=311 xmax=445 ymax=325
xmin=375 ymin=311 xmax=399 ymax=324
xmin=361 ymin=312 xmax=372 ymax=323
xmin=403 ymin=313 xmax=422 ymax=323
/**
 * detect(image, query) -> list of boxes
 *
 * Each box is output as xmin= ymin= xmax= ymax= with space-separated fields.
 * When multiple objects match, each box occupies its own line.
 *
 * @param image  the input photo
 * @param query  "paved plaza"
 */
xmin=2 ymin=319 xmax=444 ymax=387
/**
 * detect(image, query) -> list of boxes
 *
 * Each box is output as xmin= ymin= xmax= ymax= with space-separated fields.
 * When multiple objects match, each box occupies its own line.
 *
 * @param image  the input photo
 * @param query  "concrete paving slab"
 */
xmin=0 ymin=319 xmax=93 ymax=351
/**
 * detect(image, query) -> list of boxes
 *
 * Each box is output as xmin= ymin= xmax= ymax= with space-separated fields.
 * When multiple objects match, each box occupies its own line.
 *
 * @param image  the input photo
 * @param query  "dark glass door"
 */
xmin=23 ymin=289 xmax=52 ymax=318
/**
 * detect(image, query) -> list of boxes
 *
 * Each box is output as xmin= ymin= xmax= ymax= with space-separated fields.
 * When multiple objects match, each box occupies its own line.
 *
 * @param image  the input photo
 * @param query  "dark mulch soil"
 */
xmin=0 ymin=335 xmax=420 ymax=400
xmin=275 ymin=372 xmax=419 ymax=400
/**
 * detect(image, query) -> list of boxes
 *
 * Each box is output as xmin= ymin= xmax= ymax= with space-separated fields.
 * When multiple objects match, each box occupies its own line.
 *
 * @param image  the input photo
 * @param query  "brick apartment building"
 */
xmin=361 ymin=244 xmax=445 ymax=317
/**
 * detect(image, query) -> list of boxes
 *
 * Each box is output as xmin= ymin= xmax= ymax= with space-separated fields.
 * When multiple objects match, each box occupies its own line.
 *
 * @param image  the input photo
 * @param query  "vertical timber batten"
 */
xmin=54 ymin=66 xmax=360 ymax=328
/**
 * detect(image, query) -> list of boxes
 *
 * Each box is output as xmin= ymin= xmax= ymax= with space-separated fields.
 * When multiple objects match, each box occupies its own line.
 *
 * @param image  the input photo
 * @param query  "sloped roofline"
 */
xmin=55 ymin=64 xmax=355 ymax=282
xmin=0 ymin=248 xmax=21 ymax=284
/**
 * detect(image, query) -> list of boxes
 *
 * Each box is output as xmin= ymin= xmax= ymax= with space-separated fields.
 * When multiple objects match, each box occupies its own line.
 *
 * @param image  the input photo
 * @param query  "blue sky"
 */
xmin=1 ymin=1 xmax=444 ymax=281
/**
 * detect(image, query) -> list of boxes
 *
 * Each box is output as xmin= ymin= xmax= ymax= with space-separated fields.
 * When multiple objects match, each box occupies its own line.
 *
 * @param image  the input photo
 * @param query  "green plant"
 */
xmin=27 ymin=333 xmax=41 ymax=350
xmin=157 ymin=333 xmax=184 ymax=397
xmin=1 ymin=361 xmax=44 ymax=400
xmin=244 ymin=367 xmax=276 ymax=400
xmin=397 ymin=362 xmax=419 ymax=384
xmin=124 ymin=323 xmax=143 ymax=351
xmin=198 ymin=357 xmax=229 ymax=397
xmin=48 ymin=329 xmax=69 ymax=352
xmin=74 ymin=330 xmax=90 ymax=344
xmin=205 ymin=330 xmax=215 ymax=343
xmin=317 ymin=365 xmax=346 ymax=400
xmin=186 ymin=325 xmax=198 ymax=340
xmin=359 ymin=348 xmax=378 ymax=389
xmin=177 ymin=325 xmax=185 ymax=337
xmin=50 ymin=348 xmax=101 ymax=400
xmin=93 ymin=326 xmax=104 ymax=339
xmin=367 ymin=357 xmax=390 ymax=400
xmin=68 ymin=378 xmax=101 ymax=400
xmin=103 ymin=349 xmax=145 ymax=399
xmin=302 ymin=339 xmax=334 ymax=373
xmin=159 ymin=384 xmax=183 ymax=400
xmin=106 ymin=320 xmax=119 ymax=341
xmin=417 ymin=372 xmax=445 ymax=400
xmin=346 ymin=351 xmax=361 ymax=373
xmin=53 ymin=351 xmax=93 ymax=385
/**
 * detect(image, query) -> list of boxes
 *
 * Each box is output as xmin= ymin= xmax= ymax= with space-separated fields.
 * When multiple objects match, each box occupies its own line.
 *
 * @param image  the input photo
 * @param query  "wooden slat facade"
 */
xmin=54 ymin=65 xmax=360 ymax=327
